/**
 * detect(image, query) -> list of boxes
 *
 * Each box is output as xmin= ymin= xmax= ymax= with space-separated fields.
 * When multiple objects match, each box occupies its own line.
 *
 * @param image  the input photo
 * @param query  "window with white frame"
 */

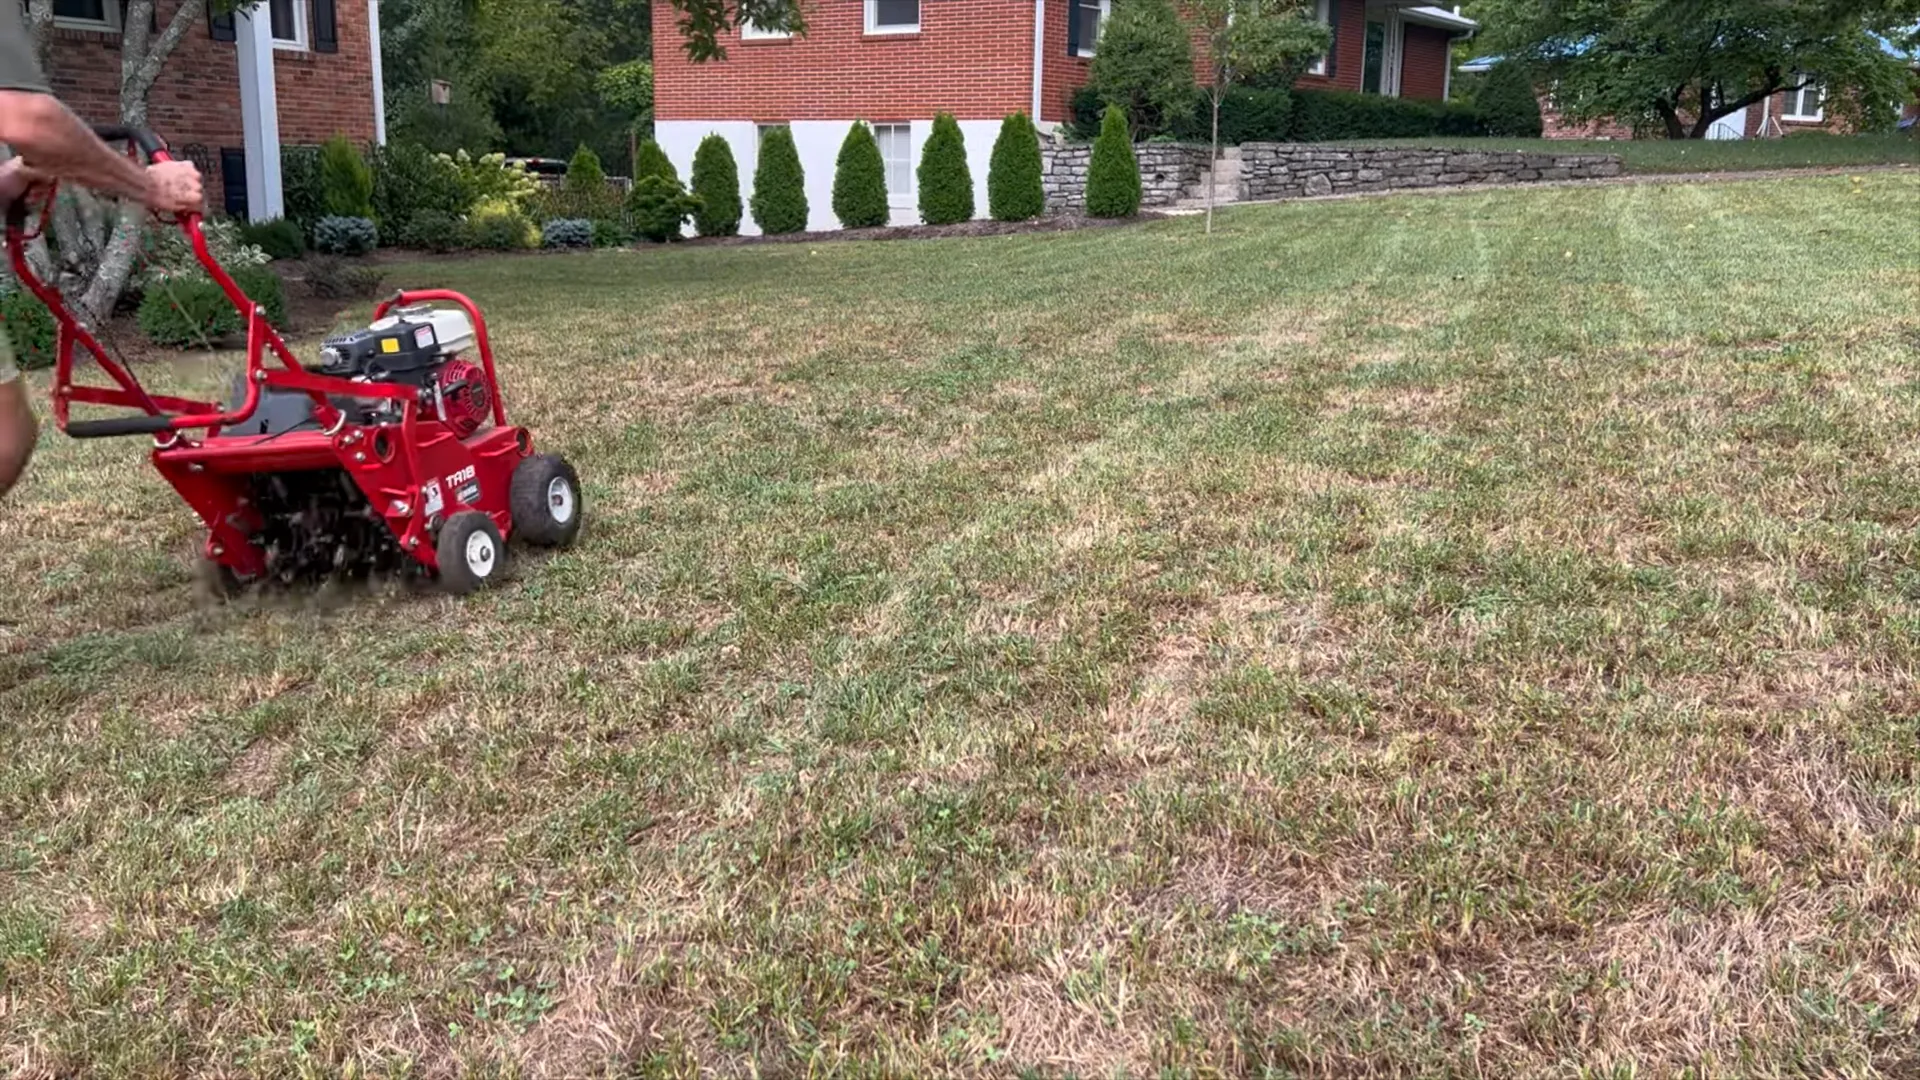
xmin=1073 ymin=0 xmax=1111 ymax=58
xmin=865 ymin=0 xmax=918 ymax=34
xmin=268 ymin=0 xmax=307 ymax=49
xmin=1306 ymin=0 xmax=1333 ymax=76
xmin=52 ymin=0 xmax=118 ymax=31
xmin=740 ymin=14 xmax=791 ymax=39
xmin=757 ymin=123 xmax=789 ymax=147
xmin=1783 ymin=81 xmax=1823 ymax=121
xmin=871 ymin=123 xmax=913 ymax=202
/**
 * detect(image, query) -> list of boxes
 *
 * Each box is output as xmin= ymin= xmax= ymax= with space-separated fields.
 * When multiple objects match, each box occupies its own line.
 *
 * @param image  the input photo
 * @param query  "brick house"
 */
xmin=653 ymin=0 xmax=1479 ymax=232
xmin=34 ymin=0 xmax=386 ymax=220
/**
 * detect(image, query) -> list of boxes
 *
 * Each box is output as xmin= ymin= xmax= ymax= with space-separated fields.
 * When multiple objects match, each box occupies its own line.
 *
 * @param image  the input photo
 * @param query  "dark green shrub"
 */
xmin=1085 ymin=105 xmax=1142 ymax=218
xmin=542 ymin=218 xmax=595 ymax=248
xmin=371 ymin=141 xmax=469 ymax=238
xmin=238 ymin=218 xmax=306 ymax=260
xmin=1215 ymin=87 xmax=1294 ymax=145
xmin=591 ymin=219 xmax=631 ymax=247
xmin=1086 ymin=0 xmax=1195 ymax=138
xmin=465 ymin=199 xmax=539 ymax=250
xmin=137 ymin=265 xmax=286 ymax=348
xmin=917 ymin=112 xmax=974 ymax=226
xmin=750 ymin=126 xmax=809 ymax=235
xmin=312 ymin=215 xmax=378 ymax=256
xmin=319 ymin=135 xmax=375 ymax=218
xmin=832 ymin=122 xmax=890 ymax=229
xmin=527 ymin=183 xmax=623 ymax=223
xmin=1 ymin=289 xmax=56 ymax=370
xmin=302 ymin=256 xmax=387 ymax=300
xmin=281 ymin=145 xmax=325 ymax=231
xmin=691 ymin=133 xmax=743 ymax=238
xmin=1069 ymin=86 xmax=1106 ymax=140
xmin=396 ymin=210 xmax=462 ymax=253
xmin=1288 ymin=89 xmax=1490 ymax=141
xmin=988 ymin=112 xmax=1046 ymax=221
xmin=1477 ymin=60 xmax=1545 ymax=137
xmin=635 ymin=139 xmax=680 ymax=184
xmin=629 ymin=175 xmax=703 ymax=242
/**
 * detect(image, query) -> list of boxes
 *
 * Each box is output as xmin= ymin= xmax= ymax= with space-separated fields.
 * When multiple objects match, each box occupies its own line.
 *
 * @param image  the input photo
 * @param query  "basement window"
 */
xmin=872 ymin=123 xmax=913 ymax=202
xmin=269 ymin=0 xmax=307 ymax=49
xmin=1783 ymin=82 xmax=1823 ymax=122
xmin=865 ymin=0 xmax=918 ymax=35
xmin=740 ymin=16 xmax=790 ymax=40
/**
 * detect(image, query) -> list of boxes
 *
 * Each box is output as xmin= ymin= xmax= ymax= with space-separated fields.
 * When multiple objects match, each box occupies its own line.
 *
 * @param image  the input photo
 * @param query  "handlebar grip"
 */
xmin=67 ymin=414 xmax=179 ymax=439
xmin=90 ymin=125 xmax=170 ymax=160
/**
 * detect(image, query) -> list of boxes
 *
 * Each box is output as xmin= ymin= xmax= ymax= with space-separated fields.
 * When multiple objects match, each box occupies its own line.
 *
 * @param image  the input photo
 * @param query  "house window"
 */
xmin=740 ymin=15 xmax=790 ymax=40
xmin=52 ymin=0 xmax=117 ymax=30
xmin=268 ymin=0 xmax=307 ymax=49
xmin=872 ymin=123 xmax=912 ymax=202
xmin=865 ymin=0 xmax=918 ymax=35
xmin=1306 ymin=0 xmax=1333 ymax=76
xmin=1783 ymin=82 xmax=1823 ymax=122
xmin=757 ymin=123 xmax=788 ymax=147
xmin=1073 ymin=0 xmax=1111 ymax=58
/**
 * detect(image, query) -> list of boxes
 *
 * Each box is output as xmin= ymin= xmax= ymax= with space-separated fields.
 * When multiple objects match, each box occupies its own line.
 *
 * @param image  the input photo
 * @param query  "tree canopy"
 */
xmin=1471 ymin=0 xmax=1918 ymax=138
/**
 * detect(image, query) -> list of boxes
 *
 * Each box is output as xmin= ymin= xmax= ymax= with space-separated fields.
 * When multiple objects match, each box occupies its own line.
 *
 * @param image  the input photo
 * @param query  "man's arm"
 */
xmin=0 ymin=90 xmax=157 ymax=206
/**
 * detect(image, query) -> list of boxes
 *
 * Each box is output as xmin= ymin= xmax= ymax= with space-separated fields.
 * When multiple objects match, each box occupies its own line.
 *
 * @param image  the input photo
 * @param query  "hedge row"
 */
xmin=1071 ymin=85 xmax=1500 ymax=144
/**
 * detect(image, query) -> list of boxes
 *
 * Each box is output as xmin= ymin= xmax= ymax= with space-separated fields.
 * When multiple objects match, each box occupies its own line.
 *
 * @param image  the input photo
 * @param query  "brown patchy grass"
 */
xmin=3 ymin=174 xmax=1920 ymax=1077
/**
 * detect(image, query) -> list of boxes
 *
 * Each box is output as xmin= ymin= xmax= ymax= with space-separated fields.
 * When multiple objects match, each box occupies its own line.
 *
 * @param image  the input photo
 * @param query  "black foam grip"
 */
xmin=90 ymin=126 xmax=170 ymax=160
xmin=67 ymin=415 xmax=178 ymax=439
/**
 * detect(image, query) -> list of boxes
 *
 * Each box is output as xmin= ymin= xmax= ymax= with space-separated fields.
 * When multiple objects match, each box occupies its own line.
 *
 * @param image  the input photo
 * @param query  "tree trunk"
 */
xmin=1207 ymin=90 xmax=1221 ymax=236
xmin=1655 ymin=99 xmax=1688 ymax=140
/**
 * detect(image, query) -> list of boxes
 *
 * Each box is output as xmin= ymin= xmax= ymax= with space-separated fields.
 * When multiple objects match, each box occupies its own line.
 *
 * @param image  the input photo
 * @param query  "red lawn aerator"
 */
xmin=4 ymin=126 xmax=583 ymax=596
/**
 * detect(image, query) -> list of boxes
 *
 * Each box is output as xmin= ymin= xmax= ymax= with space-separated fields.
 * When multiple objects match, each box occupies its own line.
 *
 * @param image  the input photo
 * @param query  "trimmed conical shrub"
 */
xmin=565 ymin=144 xmax=606 ymax=194
xmin=750 ymin=126 xmax=809 ymax=235
xmin=833 ymin=122 xmax=890 ymax=229
xmin=319 ymin=134 xmax=374 ymax=218
xmin=917 ymin=112 xmax=974 ymax=226
xmin=1084 ymin=105 xmax=1142 ymax=218
xmin=635 ymin=139 xmax=680 ymax=184
xmin=691 ymin=133 xmax=743 ymax=237
xmin=1478 ymin=61 xmax=1545 ymax=138
xmin=988 ymin=112 xmax=1045 ymax=221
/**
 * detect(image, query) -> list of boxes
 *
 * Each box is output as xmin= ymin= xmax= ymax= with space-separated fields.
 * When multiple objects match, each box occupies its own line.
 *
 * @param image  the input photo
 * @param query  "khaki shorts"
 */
xmin=0 ymin=325 xmax=18 ymax=384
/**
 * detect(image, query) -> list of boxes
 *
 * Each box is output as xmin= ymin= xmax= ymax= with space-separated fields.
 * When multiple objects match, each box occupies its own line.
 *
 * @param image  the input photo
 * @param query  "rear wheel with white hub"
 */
xmin=509 ymin=453 xmax=584 ymax=548
xmin=436 ymin=511 xmax=506 ymax=595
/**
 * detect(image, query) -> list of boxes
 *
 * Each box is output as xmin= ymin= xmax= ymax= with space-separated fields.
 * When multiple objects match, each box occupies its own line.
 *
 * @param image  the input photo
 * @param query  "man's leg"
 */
xmin=0 ymin=327 xmax=37 ymax=499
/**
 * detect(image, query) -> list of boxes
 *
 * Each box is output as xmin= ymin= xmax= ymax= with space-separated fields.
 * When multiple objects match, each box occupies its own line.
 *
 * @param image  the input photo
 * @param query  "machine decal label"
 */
xmin=458 ymin=481 xmax=482 ymax=505
xmin=422 ymin=481 xmax=445 ymax=517
xmin=415 ymin=326 xmax=436 ymax=350
xmin=446 ymin=465 xmax=476 ymax=489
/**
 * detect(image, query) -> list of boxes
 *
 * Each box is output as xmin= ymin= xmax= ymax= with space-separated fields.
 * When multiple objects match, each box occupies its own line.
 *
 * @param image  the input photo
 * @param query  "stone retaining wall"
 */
xmin=1239 ymin=145 xmax=1624 ymax=200
xmin=1043 ymin=142 xmax=1209 ymax=212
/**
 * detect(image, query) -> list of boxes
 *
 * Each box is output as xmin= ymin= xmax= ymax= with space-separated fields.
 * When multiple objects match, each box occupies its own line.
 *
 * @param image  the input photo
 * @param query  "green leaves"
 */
xmin=833 ymin=122 xmax=891 ymax=230
xmin=750 ymin=126 xmax=810 ymax=235
xmin=988 ymin=112 xmax=1047 ymax=223
xmin=1085 ymin=105 xmax=1143 ymax=219
xmin=917 ymin=113 xmax=975 ymax=227
xmin=1087 ymin=0 xmax=1197 ymax=138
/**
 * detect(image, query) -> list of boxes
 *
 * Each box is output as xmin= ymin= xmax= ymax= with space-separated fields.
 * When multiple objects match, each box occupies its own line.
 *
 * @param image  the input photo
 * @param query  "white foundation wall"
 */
xmin=656 ymin=118 xmax=1004 ymax=236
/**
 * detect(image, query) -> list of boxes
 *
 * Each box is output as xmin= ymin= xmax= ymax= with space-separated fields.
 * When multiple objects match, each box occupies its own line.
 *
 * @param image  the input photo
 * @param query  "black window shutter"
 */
xmin=312 ymin=0 xmax=338 ymax=52
xmin=1325 ymin=0 xmax=1339 ymax=78
xmin=209 ymin=7 xmax=236 ymax=40
xmin=1066 ymin=0 xmax=1080 ymax=56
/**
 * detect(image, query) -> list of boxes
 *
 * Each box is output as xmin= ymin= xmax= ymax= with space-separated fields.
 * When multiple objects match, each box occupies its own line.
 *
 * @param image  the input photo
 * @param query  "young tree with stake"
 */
xmin=1188 ymin=0 xmax=1330 ymax=234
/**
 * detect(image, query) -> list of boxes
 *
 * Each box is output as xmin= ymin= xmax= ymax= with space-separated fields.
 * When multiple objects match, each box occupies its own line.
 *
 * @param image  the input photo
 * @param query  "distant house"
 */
xmin=1460 ymin=35 xmax=1920 ymax=141
xmin=653 ymin=0 xmax=1481 ymax=233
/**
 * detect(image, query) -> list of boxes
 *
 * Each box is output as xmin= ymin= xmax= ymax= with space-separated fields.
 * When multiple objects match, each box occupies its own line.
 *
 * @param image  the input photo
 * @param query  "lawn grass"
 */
xmin=1341 ymin=131 xmax=1920 ymax=173
xmin=4 ymin=172 xmax=1920 ymax=1078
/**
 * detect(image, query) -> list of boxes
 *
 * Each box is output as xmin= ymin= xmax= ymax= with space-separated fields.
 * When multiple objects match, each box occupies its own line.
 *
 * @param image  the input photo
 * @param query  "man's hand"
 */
xmin=143 ymin=160 xmax=202 ymax=215
xmin=0 ymin=158 xmax=46 ymax=208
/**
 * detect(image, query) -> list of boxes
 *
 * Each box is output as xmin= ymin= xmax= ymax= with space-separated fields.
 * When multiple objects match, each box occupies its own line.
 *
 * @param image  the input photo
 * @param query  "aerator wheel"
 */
xmin=510 ymin=453 xmax=583 ymax=548
xmin=196 ymin=558 xmax=254 ymax=601
xmin=437 ymin=511 xmax=506 ymax=595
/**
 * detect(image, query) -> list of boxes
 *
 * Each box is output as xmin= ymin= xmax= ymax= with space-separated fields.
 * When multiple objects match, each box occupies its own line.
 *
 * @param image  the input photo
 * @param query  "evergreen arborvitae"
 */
xmin=565 ymin=144 xmax=606 ymax=194
xmin=832 ymin=121 xmax=890 ymax=229
xmin=917 ymin=112 xmax=974 ymax=226
xmin=987 ymin=112 xmax=1046 ymax=221
xmin=635 ymin=139 xmax=681 ymax=184
xmin=1084 ymin=105 xmax=1142 ymax=218
xmin=1478 ymin=61 xmax=1546 ymax=138
xmin=319 ymin=134 xmax=374 ymax=218
xmin=690 ymin=133 xmax=743 ymax=237
xmin=750 ymin=126 xmax=809 ymax=235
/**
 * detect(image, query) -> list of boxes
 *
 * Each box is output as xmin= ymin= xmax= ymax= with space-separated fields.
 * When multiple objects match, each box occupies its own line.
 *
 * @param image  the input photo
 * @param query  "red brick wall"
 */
xmin=654 ymin=0 xmax=1037 ymax=123
xmin=41 ymin=0 xmax=376 ymax=207
xmin=1399 ymin=24 xmax=1449 ymax=101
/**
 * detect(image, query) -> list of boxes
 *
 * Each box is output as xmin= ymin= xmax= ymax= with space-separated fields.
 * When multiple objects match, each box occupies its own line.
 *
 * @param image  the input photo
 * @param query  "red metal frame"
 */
xmin=1 ymin=136 xmax=532 ymax=581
